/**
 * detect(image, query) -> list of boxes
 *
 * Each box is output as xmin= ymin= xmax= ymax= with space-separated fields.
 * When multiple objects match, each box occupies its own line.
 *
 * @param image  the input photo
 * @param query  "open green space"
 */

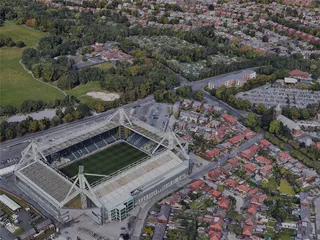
xmin=279 ymin=179 xmax=295 ymax=195
xmin=66 ymin=81 xmax=104 ymax=98
xmin=91 ymin=62 xmax=114 ymax=70
xmin=0 ymin=21 xmax=64 ymax=107
xmin=60 ymin=142 xmax=147 ymax=183
xmin=266 ymin=177 xmax=278 ymax=192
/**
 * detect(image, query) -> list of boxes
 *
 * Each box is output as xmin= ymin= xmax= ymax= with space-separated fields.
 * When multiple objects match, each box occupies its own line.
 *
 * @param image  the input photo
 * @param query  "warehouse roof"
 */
xmin=0 ymin=195 xmax=21 ymax=212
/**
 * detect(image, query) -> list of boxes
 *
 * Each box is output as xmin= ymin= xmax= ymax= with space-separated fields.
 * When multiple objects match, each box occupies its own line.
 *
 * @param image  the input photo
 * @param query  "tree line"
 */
xmin=0 ymin=103 xmax=90 ymax=142
xmin=0 ymin=95 xmax=78 ymax=117
xmin=0 ymin=36 xmax=25 ymax=48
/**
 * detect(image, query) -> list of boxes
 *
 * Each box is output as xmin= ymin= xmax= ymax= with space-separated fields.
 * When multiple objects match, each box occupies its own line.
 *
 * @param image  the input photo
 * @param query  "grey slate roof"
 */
xmin=152 ymin=223 xmax=167 ymax=240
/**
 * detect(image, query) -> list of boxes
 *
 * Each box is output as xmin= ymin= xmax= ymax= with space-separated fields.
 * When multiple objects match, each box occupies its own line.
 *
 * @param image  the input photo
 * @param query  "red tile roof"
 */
xmin=243 ymin=129 xmax=255 ymax=139
xmin=209 ymin=217 xmax=224 ymax=231
xmin=260 ymin=165 xmax=273 ymax=177
xmin=244 ymin=163 xmax=257 ymax=173
xmin=255 ymin=156 xmax=272 ymax=165
xmin=227 ymin=157 xmax=239 ymax=167
xmin=219 ymin=196 xmax=230 ymax=210
xmin=250 ymin=194 xmax=267 ymax=205
xmin=245 ymin=215 xmax=255 ymax=226
xmin=259 ymin=139 xmax=271 ymax=148
xmin=228 ymin=134 xmax=244 ymax=145
xmin=221 ymin=113 xmax=237 ymax=125
xmin=205 ymin=148 xmax=221 ymax=159
xmin=247 ymin=204 xmax=258 ymax=215
xmin=210 ymin=231 xmax=222 ymax=240
xmin=224 ymin=178 xmax=238 ymax=188
xmin=189 ymin=179 xmax=205 ymax=191
xmin=210 ymin=190 xmax=222 ymax=199
xmin=208 ymin=168 xmax=222 ymax=179
xmin=217 ymin=125 xmax=229 ymax=138
xmin=243 ymin=224 xmax=255 ymax=236
xmin=236 ymin=184 xmax=251 ymax=193
xmin=241 ymin=145 xmax=259 ymax=160
xmin=288 ymin=69 xmax=310 ymax=79
xmin=279 ymin=152 xmax=292 ymax=159
xmin=248 ymin=188 xmax=259 ymax=197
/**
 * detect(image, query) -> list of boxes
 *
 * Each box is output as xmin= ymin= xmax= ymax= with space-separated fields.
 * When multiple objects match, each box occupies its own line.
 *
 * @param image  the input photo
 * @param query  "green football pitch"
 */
xmin=60 ymin=142 xmax=147 ymax=184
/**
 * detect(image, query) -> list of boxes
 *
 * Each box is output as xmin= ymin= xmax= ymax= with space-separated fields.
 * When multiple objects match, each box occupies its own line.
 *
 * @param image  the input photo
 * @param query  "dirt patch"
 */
xmin=86 ymin=92 xmax=120 ymax=101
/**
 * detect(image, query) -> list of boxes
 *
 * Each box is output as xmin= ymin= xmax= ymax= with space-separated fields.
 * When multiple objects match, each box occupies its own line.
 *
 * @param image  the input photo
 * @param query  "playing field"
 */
xmin=60 ymin=142 xmax=147 ymax=184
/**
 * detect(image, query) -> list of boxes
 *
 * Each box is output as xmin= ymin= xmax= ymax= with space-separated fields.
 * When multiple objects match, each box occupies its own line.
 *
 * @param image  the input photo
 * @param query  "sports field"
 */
xmin=0 ymin=21 xmax=64 ymax=107
xmin=60 ymin=142 xmax=147 ymax=184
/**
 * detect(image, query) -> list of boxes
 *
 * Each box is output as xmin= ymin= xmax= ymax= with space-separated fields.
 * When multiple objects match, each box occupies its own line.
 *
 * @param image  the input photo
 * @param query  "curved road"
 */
xmin=19 ymin=59 xmax=67 ymax=96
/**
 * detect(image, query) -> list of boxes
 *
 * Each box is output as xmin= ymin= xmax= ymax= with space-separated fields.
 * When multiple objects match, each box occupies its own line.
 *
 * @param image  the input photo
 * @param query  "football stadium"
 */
xmin=14 ymin=108 xmax=190 ymax=224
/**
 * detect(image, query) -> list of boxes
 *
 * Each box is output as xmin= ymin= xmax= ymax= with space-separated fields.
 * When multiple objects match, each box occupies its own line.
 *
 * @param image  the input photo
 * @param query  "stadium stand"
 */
xmin=19 ymin=161 xmax=75 ymax=203
xmin=47 ymin=128 xmax=119 ymax=162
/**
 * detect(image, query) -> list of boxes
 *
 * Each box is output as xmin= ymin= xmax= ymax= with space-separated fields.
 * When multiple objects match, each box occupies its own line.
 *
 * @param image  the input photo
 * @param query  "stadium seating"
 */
xmin=51 ymin=128 xmax=119 ymax=162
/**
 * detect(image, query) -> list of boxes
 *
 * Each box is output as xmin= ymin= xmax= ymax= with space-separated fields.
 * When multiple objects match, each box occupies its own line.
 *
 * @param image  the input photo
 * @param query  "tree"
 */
xmin=244 ymin=113 xmax=258 ymax=129
xmin=154 ymin=90 xmax=165 ymax=102
xmin=57 ymin=75 xmax=73 ymax=90
xmin=22 ymin=48 xmax=39 ymax=69
xmin=301 ymin=108 xmax=310 ymax=120
xmin=31 ymin=63 xmax=42 ymax=78
xmin=262 ymin=35 xmax=269 ymax=42
xmin=269 ymin=120 xmax=280 ymax=134
xmin=193 ymin=90 xmax=204 ymax=101
xmin=41 ymin=62 xmax=54 ymax=82
xmin=64 ymin=113 xmax=73 ymax=122
xmin=256 ymin=103 xmax=267 ymax=115
xmin=16 ymin=41 xmax=25 ymax=48
xmin=50 ymin=116 xmax=61 ymax=127
xmin=28 ymin=120 xmax=39 ymax=133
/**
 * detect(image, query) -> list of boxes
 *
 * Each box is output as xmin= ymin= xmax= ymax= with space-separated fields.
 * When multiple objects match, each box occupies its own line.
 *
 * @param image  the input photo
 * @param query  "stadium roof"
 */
xmin=16 ymin=154 xmax=79 ymax=206
xmin=126 ymin=120 xmax=167 ymax=143
xmin=40 ymin=122 xmax=119 ymax=156
xmin=0 ymin=195 xmax=21 ymax=211
xmin=94 ymin=150 xmax=187 ymax=210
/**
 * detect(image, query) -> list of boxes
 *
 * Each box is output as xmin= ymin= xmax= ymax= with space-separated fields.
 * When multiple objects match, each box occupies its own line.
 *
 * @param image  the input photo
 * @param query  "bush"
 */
xmin=16 ymin=41 xmax=25 ymax=48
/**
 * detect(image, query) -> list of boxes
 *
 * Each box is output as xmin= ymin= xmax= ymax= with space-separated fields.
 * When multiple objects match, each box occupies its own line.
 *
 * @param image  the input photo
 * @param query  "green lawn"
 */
xmin=91 ymin=62 xmax=114 ymax=70
xmin=279 ymin=179 xmax=295 ymax=195
xmin=66 ymin=81 xmax=104 ymax=98
xmin=0 ymin=21 xmax=64 ymax=107
xmin=266 ymin=177 xmax=278 ymax=192
xmin=60 ymin=142 xmax=147 ymax=183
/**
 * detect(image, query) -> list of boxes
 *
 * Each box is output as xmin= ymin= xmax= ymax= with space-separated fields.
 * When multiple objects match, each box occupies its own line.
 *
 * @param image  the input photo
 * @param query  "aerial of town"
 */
xmin=0 ymin=0 xmax=319 ymax=240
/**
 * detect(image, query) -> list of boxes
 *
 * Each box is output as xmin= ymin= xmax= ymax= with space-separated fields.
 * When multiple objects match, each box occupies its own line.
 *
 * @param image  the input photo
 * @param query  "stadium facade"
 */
xmin=14 ymin=108 xmax=190 ymax=224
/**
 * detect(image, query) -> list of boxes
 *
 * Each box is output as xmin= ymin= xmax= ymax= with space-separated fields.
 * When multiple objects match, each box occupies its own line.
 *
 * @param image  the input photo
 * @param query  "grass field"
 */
xmin=66 ymin=81 xmax=103 ymax=98
xmin=279 ymin=179 xmax=295 ymax=195
xmin=60 ymin=142 xmax=147 ymax=183
xmin=0 ymin=21 xmax=64 ymax=107
xmin=91 ymin=62 xmax=114 ymax=70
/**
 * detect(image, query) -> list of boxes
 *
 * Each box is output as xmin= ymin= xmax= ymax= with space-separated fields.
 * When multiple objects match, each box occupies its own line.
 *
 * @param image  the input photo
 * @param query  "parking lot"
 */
xmin=236 ymin=85 xmax=320 ymax=108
